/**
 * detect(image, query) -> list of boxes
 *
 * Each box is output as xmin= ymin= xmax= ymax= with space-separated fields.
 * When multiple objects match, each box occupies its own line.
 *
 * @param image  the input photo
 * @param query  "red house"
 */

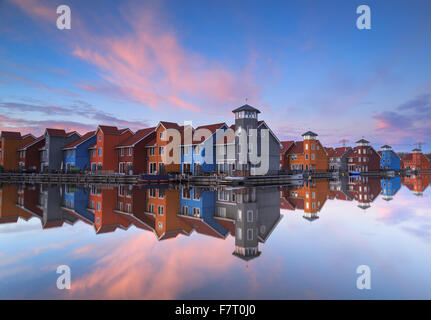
xmin=346 ymin=139 xmax=381 ymax=172
xmin=115 ymin=127 xmax=156 ymax=175
xmin=89 ymin=125 xmax=133 ymax=173
xmin=402 ymin=149 xmax=430 ymax=171
xmin=17 ymin=136 xmax=45 ymax=172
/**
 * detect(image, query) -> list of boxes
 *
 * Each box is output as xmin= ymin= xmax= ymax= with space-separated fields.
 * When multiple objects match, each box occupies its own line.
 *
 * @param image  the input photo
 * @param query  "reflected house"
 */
xmin=61 ymin=185 xmax=94 ymax=225
xmin=402 ymin=174 xmax=430 ymax=196
xmin=37 ymin=185 xmax=79 ymax=228
xmin=215 ymin=186 xmax=282 ymax=261
xmin=178 ymin=187 xmax=228 ymax=238
xmin=280 ymin=131 xmax=328 ymax=172
xmin=401 ymin=148 xmax=430 ymax=171
xmin=280 ymin=180 xmax=329 ymax=221
xmin=63 ymin=131 xmax=96 ymax=172
xmin=89 ymin=126 xmax=133 ymax=173
xmin=40 ymin=129 xmax=81 ymax=172
xmin=0 ymin=131 xmax=35 ymax=172
xmin=230 ymin=104 xmax=280 ymax=176
xmin=347 ymin=139 xmax=381 ymax=173
xmin=146 ymin=187 xmax=192 ymax=240
xmin=348 ymin=176 xmax=382 ymax=210
xmin=146 ymin=121 xmax=184 ymax=175
xmin=381 ymin=176 xmax=401 ymax=201
xmin=17 ymin=136 xmax=45 ymax=172
xmin=181 ymin=123 xmax=228 ymax=175
xmin=115 ymin=127 xmax=156 ymax=175
xmin=15 ymin=184 xmax=43 ymax=222
xmin=325 ymin=147 xmax=353 ymax=172
xmin=0 ymin=184 xmax=31 ymax=224
xmin=379 ymin=145 xmax=401 ymax=171
xmin=328 ymin=177 xmax=354 ymax=201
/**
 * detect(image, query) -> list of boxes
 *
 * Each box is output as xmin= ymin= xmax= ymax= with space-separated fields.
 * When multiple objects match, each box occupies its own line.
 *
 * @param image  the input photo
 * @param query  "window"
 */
xmin=149 ymin=162 xmax=157 ymax=173
xmin=120 ymin=148 xmax=123 ymax=156
xmin=247 ymin=229 xmax=253 ymax=241
xmin=158 ymin=189 xmax=165 ymax=199
xmin=184 ymin=146 xmax=189 ymax=155
xmin=126 ymin=203 xmax=131 ymax=213
xmin=194 ymin=145 xmax=200 ymax=154
xmin=97 ymin=202 xmax=101 ymax=211
xmin=128 ymin=148 xmax=132 ymax=156
xmin=237 ymin=227 xmax=242 ymax=240
xmin=193 ymin=207 xmax=200 ymax=216
xmin=219 ymin=207 xmax=226 ymax=217
xmin=98 ymin=134 xmax=102 ymax=141
xmin=247 ymin=210 xmax=253 ymax=222
xmin=237 ymin=209 xmax=242 ymax=221
xmin=98 ymin=148 xmax=102 ymax=156
xmin=158 ymin=206 xmax=164 ymax=216
xmin=305 ymin=154 xmax=309 ymax=160
xmin=311 ymin=154 xmax=315 ymax=160
xmin=149 ymin=189 xmax=156 ymax=198
xmin=182 ymin=206 xmax=189 ymax=215
xmin=158 ymin=222 xmax=163 ymax=230
xmin=183 ymin=188 xmax=191 ymax=199
xmin=149 ymin=204 xmax=154 ymax=213
xmin=118 ymin=202 xmax=123 ymax=211
xmin=159 ymin=146 xmax=164 ymax=155
xmin=149 ymin=147 xmax=155 ymax=156
xmin=311 ymin=144 xmax=315 ymax=150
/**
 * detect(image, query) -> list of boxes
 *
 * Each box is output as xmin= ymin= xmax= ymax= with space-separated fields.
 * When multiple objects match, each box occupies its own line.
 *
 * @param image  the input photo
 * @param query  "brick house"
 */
xmin=325 ymin=147 xmax=353 ymax=172
xmin=115 ymin=127 xmax=156 ymax=175
xmin=89 ymin=125 xmax=133 ymax=173
xmin=402 ymin=174 xmax=430 ymax=196
xmin=401 ymin=148 xmax=430 ymax=171
xmin=346 ymin=139 xmax=381 ymax=173
xmin=0 ymin=131 xmax=35 ymax=172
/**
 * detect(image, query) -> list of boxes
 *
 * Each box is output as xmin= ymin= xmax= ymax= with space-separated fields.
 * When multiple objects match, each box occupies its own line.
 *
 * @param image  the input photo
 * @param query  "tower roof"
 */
xmin=356 ymin=138 xmax=370 ymax=144
xmin=412 ymin=148 xmax=421 ymax=152
xmin=232 ymin=104 xmax=261 ymax=114
xmin=381 ymin=145 xmax=392 ymax=149
xmin=301 ymin=131 xmax=318 ymax=137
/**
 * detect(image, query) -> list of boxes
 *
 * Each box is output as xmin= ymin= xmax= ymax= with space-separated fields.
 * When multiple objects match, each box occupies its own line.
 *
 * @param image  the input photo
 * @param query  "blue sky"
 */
xmin=0 ymin=0 xmax=430 ymax=151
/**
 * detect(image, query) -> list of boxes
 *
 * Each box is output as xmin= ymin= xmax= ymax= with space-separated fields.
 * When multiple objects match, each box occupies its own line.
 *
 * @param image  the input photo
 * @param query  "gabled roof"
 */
xmin=326 ymin=147 xmax=352 ymax=158
xmin=178 ymin=214 xmax=228 ymax=239
xmin=63 ymin=131 xmax=96 ymax=150
xmin=232 ymin=104 xmax=261 ymax=114
xmin=192 ymin=123 xmax=227 ymax=144
xmin=287 ymin=141 xmax=304 ymax=155
xmin=412 ymin=148 xmax=421 ymax=152
xmin=381 ymin=145 xmax=392 ymax=149
xmin=280 ymin=141 xmax=295 ymax=155
xmin=45 ymin=128 xmax=67 ymax=137
xmin=17 ymin=135 xmax=45 ymax=151
xmin=157 ymin=121 xmax=183 ymax=131
xmin=116 ymin=127 xmax=156 ymax=148
xmin=97 ymin=125 xmax=132 ymax=135
xmin=356 ymin=138 xmax=370 ymax=144
xmin=1 ymin=131 xmax=21 ymax=139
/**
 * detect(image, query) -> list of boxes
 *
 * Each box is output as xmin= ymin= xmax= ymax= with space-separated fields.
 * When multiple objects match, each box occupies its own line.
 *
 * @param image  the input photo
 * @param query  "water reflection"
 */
xmin=0 ymin=174 xmax=430 ymax=299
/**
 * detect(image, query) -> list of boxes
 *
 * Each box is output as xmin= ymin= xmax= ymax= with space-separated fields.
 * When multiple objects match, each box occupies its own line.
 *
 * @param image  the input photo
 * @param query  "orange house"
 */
xmin=89 ymin=125 xmax=133 ymax=173
xmin=0 ymin=131 xmax=35 ymax=171
xmin=146 ymin=188 xmax=192 ymax=240
xmin=280 ymin=131 xmax=328 ymax=172
xmin=146 ymin=121 xmax=184 ymax=174
xmin=402 ymin=149 xmax=430 ymax=171
xmin=402 ymin=174 xmax=430 ymax=196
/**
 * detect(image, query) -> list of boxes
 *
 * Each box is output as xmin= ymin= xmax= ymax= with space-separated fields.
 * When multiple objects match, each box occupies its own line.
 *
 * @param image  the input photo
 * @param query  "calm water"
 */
xmin=0 ymin=174 xmax=430 ymax=299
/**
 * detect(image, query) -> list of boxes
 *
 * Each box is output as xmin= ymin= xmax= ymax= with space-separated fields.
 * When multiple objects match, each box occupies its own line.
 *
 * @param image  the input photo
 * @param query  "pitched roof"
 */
xmin=356 ymin=138 xmax=370 ymax=144
xmin=402 ymin=154 xmax=413 ymax=161
xmin=232 ymin=104 xmax=261 ymax=114
xmin=192 ymin=123 xmax=227 ymax=144
xmin=178 ymin=215 xmax=227 ymax=239
xmin=412 ymin=148 xmax=421 ymax=152
xmin=326 ymin=147 xmax=352 ymax=158
xmin=46 ymin=128 xmax=67 ymax=136
xmin=116 ymin=127 xmax=156 ymax=147
xmin=280 ymin=141 xmax=295 ymax=154
xmin=381 ymin=145 xmax=392 ymax=149
xmin=158 ymin=121 xmax=183 ymax=130
xmin=98 ymin=125 xmax=131 ymax=135
xmin=63 ymin=131 xmax=96 ymax=149
xmin=1 ymin=131 xmax=21 ymax=139
xmin=18 ymin=135 xmax=45 ymax=151
xmin=302 ymin=131 xmax=318 ymax=137
xmin=287 ymin=141 xmax=304 ymax=155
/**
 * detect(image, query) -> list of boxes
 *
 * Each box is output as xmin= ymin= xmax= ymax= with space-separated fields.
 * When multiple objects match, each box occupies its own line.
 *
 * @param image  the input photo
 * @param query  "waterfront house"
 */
xmin=115 ymin=127 xmax=156 ymax=175
xmin=348 ymin=176 xmax=382 ymax=210
xmin=381 ymin=176 xmax=401 ymax=201
xmin=379 ymin=145 xmax=401 ymax=171
xmin=346 ymin=139 xmax=381 ymax=173
xmin=280 ymin=131 xmax=328 ymax=172
xmin=40 ymin=129 xmax=81 ymax=172
xmin=181 ymin=123 xmax=228 ymax=175
xmin=17 ymin=135 xmax=45 ymax=172
xmin=61 ymin=185 xmax=94 ymax=225
xmin=63 ymin=131 xmax=96 ymax=172
xmin=325 ymin=147 xmax=353 ymax=172
xmin=146 ymin=121 xmax=184 ymax=174
xmin=401 ymin=148 xmax=430 ymax=171
xmin=0 ymin=131 xmax=35 ymax=172
xmin=178 ymin=187 xmax=228 ymax=238
xmin=402 ymin=174 xmax=430 ymax=196
xmin=89 ymin=125 xmax=133 ymax=173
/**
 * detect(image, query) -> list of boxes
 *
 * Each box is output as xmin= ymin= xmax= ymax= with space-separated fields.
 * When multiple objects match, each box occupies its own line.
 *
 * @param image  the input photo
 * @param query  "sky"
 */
xmin=0 ymin=0 xmax=430 ymax=152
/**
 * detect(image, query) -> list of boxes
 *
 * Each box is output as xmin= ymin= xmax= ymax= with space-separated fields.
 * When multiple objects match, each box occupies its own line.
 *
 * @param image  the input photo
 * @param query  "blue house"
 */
xmin=61 ymin=185 xmax=94 ymax=224
xmin=178 ymin=187 xmax=228 ymax=238
xmin=181 ymin=123 xmax=227 ymax=175
xmin=63 ymin=131 xmax=96 ymax=171
xmin=379 ymin=145 xmax=401 ymax=171
xmin=381 ymin=176 xmax=401 ymax=201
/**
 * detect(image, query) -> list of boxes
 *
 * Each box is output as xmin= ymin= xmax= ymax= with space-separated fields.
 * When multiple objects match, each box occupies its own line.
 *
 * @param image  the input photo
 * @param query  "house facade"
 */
xmin=280 ymin=131 xmax=328 ymax=172
xmin=379 ymin=145 xmax=401 ymax=171
xmin=402 ymin=148 xmax=430 ymax=171
xmin=326 ymin=147 xmax=353 ymax=172
xmin=348 ymin=176 xmax=382 ymax=210
xmin=0 ymin=131 xmax=35 ymax=172
xmin=63 ymin=131 xmax=96 ymax=172
xmin=381 ymin=176 xmax=401 ymax=201
xmin=402 ymin=174 xmax=430 ymax=196
xmin=40 ymin=129 xmax=81 ymax=172
xmin=116 ymin=127 xmax=156 ymax=175
xmin=181 ymin=123 xmax=228 ymax=175
xmin=89 ymin=126 xmax=133 ymax=173
xmin=346 ymin=139 xmax=381 ymax=173
xmin=146 ymin=122 xmax=183 ymax=175
xmin=17 ymin=136 xmax=45 ymax=172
